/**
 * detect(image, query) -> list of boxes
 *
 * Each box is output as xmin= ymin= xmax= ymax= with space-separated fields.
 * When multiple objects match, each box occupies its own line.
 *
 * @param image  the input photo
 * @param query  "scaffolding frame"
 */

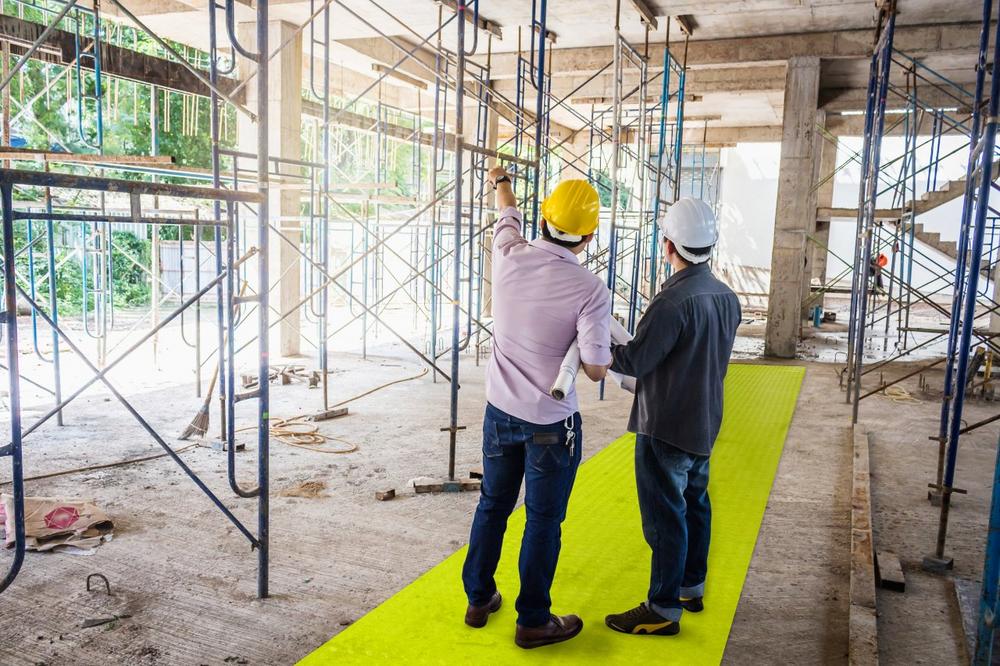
xmin=0 ymin=0 xmax=691 ymax=596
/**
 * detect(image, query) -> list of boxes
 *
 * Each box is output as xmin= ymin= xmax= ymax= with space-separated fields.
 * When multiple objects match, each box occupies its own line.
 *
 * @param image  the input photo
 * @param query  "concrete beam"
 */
xmin=337 ymin=37 xmax=440 ymax=86
xmin=0 ymin=14 xmax=242 ymax=99
xmin=765 ymin=56 xmax=821 ymax=358
xmin=435 ymin=0 xmax=503 ymax=38
xmin=303 ymin=54 xmax=410 ymax=108
xmin=827 ymin=112 xmax=971 ymax=137
xmin=821 ymin=84 xmax=973 ymax=113
xmin=483 ymin=23 xmax=986 ymax=79
xmin=682 ymin=125 xmax=783 ymax=145
xmin=105 ymin=0 xmax=250 ymax=14
xmin=302 ymin=99 xmax=454 ymax=148
xmin=496 ymin=63 xmax=787 ymax=104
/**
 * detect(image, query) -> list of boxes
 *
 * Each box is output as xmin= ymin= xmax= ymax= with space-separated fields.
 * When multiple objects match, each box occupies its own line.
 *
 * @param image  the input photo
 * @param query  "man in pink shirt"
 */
xmin=462 ymin=166 xmax=612 ymax=649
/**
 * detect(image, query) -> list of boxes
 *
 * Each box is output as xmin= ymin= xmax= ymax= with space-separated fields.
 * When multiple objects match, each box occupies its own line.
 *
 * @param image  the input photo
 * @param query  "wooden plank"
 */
xmin=627 ymin=0 xmax=658 ymax=29
xmin=372 ymin=64 xmax=429 ymax=90
xmin=876 ymin=550 xmax=906 ymax=593
xmin=307 ymin=407 xmax=350 ymax=422
xmin=0 ymin=147 xmax=175 ymax=165
xmin=849 ymin=605 xmax=880 ymax=666
xmin=850 ymin=424 xmax=879 ymax=665
xmin=413 ymin=478 xmax=480 ymax=493
xmin=434 ymin=0 xmax=503 ymax=38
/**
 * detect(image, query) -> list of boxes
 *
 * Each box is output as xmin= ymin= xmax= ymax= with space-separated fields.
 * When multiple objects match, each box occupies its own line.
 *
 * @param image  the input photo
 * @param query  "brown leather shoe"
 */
xmin=465 ymin=592 xmax=502 ymax=628
xmin=515 ymin=614 xmax=584 ymax=649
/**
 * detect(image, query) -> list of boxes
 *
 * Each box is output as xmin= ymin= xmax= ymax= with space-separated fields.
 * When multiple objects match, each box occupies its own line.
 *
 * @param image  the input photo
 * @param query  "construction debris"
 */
xmin=278 ymin=480 xmax=329 ymax=498
xmin=307 ymin=407 xmax=349 ymax=422
xmin=0 ymin=495 xmax=114 ymax=553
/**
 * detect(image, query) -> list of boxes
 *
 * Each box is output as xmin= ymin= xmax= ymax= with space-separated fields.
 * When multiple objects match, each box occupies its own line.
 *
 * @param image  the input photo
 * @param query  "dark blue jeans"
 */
xmin=635 ymin=433 xmax=711 ymax=622
xmin=462 ymin=403 xmax=583 ymax=627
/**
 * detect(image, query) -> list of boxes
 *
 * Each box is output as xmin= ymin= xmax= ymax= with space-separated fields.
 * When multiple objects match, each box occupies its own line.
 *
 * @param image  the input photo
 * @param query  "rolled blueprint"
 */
xmin=550 ymin=342 xmax=581 ymax=400
xmin=549 ymin=317 xmax=637 ymax=400
xmin=607 ymin=318 xmax=637 ymax=393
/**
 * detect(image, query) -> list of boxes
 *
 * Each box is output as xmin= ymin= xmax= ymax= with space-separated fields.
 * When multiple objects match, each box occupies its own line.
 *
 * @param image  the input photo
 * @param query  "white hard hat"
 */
xmin=661 ymin=198 xmax=718 ymax=264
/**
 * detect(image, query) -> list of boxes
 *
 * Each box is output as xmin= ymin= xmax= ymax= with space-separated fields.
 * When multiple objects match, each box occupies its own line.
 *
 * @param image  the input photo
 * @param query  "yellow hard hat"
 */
xmin=540 ymin=179 xmax=600 ymax=238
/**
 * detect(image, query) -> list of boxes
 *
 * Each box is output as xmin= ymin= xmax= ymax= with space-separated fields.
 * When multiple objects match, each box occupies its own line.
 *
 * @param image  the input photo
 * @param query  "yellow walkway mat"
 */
xmin=301 ymin=364 xmax=805 ymax=665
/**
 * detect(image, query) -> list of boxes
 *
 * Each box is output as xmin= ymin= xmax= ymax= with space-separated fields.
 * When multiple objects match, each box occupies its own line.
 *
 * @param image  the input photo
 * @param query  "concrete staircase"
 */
xmin=895 ymin=218 xmax=994 ymax=278
xmin=819 ymin=159 xmax=1000 ymax=223
xmin=818 ymin=158 xmax=1000 ymax=278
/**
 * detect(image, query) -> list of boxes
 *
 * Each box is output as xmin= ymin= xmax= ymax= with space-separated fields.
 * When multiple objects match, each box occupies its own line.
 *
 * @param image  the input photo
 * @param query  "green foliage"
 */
xmin=0 ymin=1 xmax=239 ymax=315
xmin=12 ymin=224 xmax=151 ymax=315
xmin=593 ymin=170 xmax=631 ymax=211
xmin=108 ymin=231 xmax=151 ymax=307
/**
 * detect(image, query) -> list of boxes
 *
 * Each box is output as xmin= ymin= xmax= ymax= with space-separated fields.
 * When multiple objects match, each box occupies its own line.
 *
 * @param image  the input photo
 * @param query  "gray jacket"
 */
xmin=611 ymin=263 xmax=741 ymax=456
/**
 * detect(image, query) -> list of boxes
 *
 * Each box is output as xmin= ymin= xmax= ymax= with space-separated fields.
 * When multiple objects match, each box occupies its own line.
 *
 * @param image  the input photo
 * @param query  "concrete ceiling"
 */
xmin=103 ymin=0 xmax=990 ymax=137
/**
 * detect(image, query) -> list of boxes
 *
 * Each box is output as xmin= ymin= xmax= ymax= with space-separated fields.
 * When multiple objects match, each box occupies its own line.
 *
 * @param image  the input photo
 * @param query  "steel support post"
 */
xmin=0 ymin=181 xmax=25 ymax=595
xmin=926 ymin=0 xmax=1000 ymax=572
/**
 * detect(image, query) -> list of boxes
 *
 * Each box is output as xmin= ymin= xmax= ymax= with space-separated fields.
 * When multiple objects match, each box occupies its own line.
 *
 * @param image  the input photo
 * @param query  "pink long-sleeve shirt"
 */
xmin=486 ymin=207 xmax=612 ymax=424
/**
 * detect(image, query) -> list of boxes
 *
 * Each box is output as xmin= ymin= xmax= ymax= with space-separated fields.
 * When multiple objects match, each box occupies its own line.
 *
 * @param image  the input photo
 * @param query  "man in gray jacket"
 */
xmin=604 ymin=198 xmax=741 ymax=637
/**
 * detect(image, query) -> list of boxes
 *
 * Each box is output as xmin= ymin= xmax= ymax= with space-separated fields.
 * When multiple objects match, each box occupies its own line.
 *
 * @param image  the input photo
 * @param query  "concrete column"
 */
xmin=238 ymin=20 xmax=303 ymax=357
xmin=764 ymin=56 xmax=820 ymax=358
xmin=799 ymin=109 xmax=827 ymax=320
xmin=811 ymin=134 xmax=839 ymax=312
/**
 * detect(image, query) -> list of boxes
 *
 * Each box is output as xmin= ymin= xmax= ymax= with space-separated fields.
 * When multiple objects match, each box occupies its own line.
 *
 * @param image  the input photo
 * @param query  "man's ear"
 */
xmin=582 ymin=233 xmax=594 ymax=243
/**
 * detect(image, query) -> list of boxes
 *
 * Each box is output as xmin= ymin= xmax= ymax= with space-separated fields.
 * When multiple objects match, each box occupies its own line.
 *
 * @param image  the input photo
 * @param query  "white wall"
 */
xmin=828 ymin=135 xmax=994 ymax=299
xmin=713 ymin=135 xmax=993 ymax=301
xmin=715 ymin=142 xmax=781 ymax=269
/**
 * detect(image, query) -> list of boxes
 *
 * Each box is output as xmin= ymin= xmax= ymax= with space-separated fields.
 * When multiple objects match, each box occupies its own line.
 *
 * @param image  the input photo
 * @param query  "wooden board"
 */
xmin=850 ymin=425 xmax=879 ymax=665
xmin=876 ymin=550 xmax=906 ymax=593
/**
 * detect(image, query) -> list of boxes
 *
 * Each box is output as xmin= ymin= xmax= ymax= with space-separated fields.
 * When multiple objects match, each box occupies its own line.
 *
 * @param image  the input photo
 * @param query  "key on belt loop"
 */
xmin=564 ymin=413 xmax=576 ymax=456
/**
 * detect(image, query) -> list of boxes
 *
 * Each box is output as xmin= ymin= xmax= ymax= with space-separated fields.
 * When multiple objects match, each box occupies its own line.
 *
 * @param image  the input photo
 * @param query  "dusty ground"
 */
xmin=864 ymin=364 xmax=1000 ymax=665
xmin=0 ymin=314 xmax=996 ymax=664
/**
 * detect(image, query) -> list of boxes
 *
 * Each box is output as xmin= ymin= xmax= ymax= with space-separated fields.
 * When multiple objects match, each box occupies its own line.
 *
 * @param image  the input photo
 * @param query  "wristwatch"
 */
xmin=493 ymin=175 xmax=512 ymax=190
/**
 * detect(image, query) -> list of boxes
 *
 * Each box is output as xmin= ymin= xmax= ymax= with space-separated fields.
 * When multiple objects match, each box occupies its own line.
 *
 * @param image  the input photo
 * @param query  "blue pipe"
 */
xmin=45 ymin=204 xmax=62 ymax=425
xmin=849 ymin=11 xmax=895 ymax=423
xmin=975 ymin=430 xmax=1000 ymax=664
xmin=528 ymin=0 xmax=548 ymax=239
xmin=936 ymin=0 xmax=1000 ymax=563
xmin=845 ymin=24 xmax=886 ymax=406
xmin=0 ymin=182 xmax=25 ymax=596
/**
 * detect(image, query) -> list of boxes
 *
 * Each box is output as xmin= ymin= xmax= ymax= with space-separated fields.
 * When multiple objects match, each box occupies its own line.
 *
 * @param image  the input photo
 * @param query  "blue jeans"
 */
xmin=635 ymin=433 xmax=711 ymax=622
xmin=462 ymin=403 xmax=583 ymax=627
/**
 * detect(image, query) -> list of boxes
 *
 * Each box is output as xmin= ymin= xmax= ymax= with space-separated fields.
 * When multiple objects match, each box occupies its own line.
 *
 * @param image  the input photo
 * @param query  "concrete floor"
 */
xmin=0 ymin=322 xmax=996 ymax=664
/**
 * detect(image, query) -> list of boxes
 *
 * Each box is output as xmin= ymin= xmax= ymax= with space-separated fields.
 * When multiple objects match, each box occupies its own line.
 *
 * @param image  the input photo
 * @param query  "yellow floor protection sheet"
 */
xmin=301 ymin=363 xmax=805 ymax=665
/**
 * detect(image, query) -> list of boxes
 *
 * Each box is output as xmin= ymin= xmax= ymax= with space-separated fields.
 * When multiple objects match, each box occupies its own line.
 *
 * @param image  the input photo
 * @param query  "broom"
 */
xmin=178 ymin=366 xmax=219 ymax=440
xmin=178 ymin=255 xmax=256 ymax=441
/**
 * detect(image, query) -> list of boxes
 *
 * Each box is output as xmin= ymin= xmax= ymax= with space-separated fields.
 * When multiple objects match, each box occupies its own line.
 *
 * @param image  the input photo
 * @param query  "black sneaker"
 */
xmin=605 ymin=603 xmax=679 ymax=636
xmin=681 ymin=596 xmax=704 ymax=613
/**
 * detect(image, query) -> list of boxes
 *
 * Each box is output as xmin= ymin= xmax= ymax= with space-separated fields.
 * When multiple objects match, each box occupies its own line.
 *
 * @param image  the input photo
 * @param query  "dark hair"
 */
xmin=541 ymin=220 xmax=589 ymax=250
xmin=667 ymin=238 xmax=714 ymax=266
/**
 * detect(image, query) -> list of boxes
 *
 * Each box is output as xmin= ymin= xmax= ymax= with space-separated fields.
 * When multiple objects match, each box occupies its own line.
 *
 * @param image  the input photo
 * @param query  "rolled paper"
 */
xmin=549 ymin=317 xmax=637 ymax=400
xmin=607 ymin=317 xmax=636 ymax=393
xmin=549 ymin=340 xmax=581 ymax=400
